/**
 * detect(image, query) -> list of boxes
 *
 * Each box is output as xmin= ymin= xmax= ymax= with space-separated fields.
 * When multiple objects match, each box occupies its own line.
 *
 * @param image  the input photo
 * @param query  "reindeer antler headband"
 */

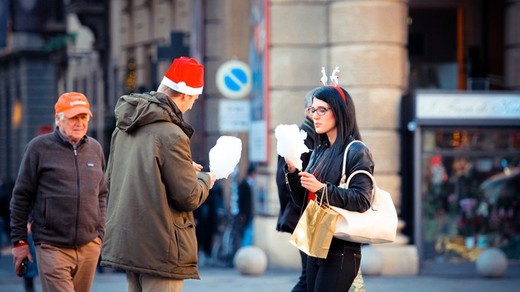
xmin=319 ymin=66 xmax=346 ymax=103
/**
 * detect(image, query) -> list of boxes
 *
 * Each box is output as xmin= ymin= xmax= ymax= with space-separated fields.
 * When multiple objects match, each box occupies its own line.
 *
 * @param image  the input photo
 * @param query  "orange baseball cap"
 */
xmin=55 ymin=92 xmax=93 ymax=118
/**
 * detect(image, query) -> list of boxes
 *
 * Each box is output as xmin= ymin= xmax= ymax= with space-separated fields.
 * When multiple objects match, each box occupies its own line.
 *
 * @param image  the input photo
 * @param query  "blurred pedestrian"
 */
xmin=10 ymin=92 xmax=107 ymax=292
xmin=23 ymin=223 xmax=38 ymax=292
xmin=194 ymin=181 xmax=223 ymax=265
xmin=275 ymin=88 xmax=316 ymax=292
xmin=101 ymin=56 xmax=217 ymax=291
xmin=285 ymin=84 xmax=375 ymax=291
xmin=0 ymin=175 xmax=12 ymax=247
xmin=238 ymin=164 xmax=257 ymax=247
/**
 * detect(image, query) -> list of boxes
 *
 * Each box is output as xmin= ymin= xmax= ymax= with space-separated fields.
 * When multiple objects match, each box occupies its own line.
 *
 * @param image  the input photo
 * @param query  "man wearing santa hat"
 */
xmin=101 ymin=56 xmax=216 ymax=291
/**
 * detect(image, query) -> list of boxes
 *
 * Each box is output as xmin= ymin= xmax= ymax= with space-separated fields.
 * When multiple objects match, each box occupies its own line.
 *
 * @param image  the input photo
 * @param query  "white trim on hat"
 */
xmin=161 ymin=77 xmax=203 ymax=95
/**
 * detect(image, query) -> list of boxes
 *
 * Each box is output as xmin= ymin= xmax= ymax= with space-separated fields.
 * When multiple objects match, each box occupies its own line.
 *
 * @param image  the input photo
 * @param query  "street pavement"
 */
xmin=2 ymin=250 xmax=520 ymax=291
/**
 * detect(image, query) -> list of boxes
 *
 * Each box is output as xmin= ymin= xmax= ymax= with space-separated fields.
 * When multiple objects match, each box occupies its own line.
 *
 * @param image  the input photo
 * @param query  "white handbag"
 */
xmin=331 ymin=141 xmax=398 ymax=244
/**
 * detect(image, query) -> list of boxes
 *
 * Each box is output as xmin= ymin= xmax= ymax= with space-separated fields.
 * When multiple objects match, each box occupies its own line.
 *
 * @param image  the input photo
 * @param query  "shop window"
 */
xmin=420 ymin=128 xmax=520 ymax=263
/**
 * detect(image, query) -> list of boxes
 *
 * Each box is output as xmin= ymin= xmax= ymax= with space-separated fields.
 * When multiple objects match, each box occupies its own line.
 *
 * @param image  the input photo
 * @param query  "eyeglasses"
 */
xmin=307 ymin=106 xmax=331 ymax=116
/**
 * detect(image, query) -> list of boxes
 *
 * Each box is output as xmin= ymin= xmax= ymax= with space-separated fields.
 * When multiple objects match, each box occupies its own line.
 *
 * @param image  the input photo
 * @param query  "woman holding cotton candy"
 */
xmin=284 ymin=80 xmax=375 ymax=291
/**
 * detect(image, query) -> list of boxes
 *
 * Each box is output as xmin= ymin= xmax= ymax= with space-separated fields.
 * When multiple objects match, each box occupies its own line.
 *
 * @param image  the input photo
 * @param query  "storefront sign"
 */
xmin=417 ymin=92 xmax=520 ymax=120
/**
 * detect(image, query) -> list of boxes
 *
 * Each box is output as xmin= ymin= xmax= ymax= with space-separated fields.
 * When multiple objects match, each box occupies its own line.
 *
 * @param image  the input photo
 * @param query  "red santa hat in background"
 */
xmin=161 ymin=56 xmax=204 ymax=95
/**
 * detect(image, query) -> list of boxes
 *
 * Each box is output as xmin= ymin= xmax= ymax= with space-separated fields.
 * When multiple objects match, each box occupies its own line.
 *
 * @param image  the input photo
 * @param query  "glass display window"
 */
xmin=420 ymin=128 xmax=520 ymax=263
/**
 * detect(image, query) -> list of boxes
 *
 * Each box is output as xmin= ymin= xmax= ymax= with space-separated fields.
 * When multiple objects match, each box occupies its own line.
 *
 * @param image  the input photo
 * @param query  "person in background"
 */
xmin=275 ymin=88 xmax=317 ymax=292
xmin=101 ymin=56 xmax=217 ymax=292
xmin=285 ymin=85 xmax=375 ymax=291
xmin=10 ymin=92 xmax=107 ymax=292
xmin=194 ymin=181 xmax=223 ymax=266
xmin=23 ymin=223 xmax=38 ymax=292
xmin=0 ymin=174 xmax=12 ymax=248
xmin=237 ymin=164 xmax=257 ymax=247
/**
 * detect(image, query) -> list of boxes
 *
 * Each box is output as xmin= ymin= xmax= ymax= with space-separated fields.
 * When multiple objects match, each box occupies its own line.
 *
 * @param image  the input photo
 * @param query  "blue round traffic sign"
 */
xmin=216 ymin=60 xmax=251 ymax=99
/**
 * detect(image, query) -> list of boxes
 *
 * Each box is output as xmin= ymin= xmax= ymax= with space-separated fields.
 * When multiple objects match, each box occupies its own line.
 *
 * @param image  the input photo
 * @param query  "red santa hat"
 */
xmin=161 ymin=56 xmax=204 ymax=95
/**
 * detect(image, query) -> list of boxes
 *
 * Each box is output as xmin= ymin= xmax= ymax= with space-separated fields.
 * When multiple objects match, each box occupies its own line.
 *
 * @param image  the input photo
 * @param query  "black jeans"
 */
xmin=292 ymin=250 xmax=308 ymax=292
xmin=306 ymin=240 xmax=361 ymax=292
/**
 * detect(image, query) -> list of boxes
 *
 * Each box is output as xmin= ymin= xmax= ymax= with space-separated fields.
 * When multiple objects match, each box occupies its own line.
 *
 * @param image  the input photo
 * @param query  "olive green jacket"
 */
xmin=101 ymin=92 xmax=211 ymax=279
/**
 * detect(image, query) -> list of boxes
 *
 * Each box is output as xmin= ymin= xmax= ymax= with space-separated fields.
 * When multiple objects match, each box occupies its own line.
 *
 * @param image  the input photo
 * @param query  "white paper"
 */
xmin=275 ymin=124 xmax=310 ymax=170
xmin=209 ymin=136 xmax=242 ymax=179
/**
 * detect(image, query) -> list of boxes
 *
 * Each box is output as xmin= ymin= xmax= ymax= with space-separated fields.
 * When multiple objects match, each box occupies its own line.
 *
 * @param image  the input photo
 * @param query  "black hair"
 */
xmin=308 ymin=86 xmax=362 ymax=180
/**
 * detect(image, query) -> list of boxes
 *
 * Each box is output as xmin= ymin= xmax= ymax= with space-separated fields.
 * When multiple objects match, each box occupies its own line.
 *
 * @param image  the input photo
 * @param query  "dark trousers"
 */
xmin=306 ymin=242 xmax=361 ymax=292
xmin=292 ymin=250 xmax=308 ymax=292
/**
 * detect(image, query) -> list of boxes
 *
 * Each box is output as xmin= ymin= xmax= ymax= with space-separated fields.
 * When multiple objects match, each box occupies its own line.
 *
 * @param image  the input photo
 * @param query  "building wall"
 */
xmin=204 ymin=0 xmax=252 ymax=177
xmin=0 ymin=55 xmax=56 ymax=182
xmin=0 ymin=0 xmax=66 ymax=182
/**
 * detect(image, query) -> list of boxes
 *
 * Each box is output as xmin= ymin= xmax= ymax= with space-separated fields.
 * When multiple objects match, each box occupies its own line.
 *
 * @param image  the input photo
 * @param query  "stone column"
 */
xmin=329 ymin=0 xmax=407 ymax=222
xmin=262 ymin=0 xmax=329 ymax=269
xmin=329 ymin=0 xmax=417 ymax=276
xmin=505 ymin=0 xmax=520 ymax=89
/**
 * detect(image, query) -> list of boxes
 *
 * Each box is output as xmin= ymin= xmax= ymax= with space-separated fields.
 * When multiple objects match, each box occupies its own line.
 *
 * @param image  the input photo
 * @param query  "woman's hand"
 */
xmin=207 ymin=172 xmax=217 ymax=188
xmin=284 ymin=158 xmax=297 ymax=173
xmin=299 ymin=172 xmax=326 ymax=193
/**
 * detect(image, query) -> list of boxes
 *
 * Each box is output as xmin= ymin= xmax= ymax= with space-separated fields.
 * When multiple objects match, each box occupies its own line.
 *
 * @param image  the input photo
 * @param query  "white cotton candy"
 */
xmin=275 ymin=124 xmax=310 ymax=170
xmin=209 ymin=136 xmax=242 ymax=179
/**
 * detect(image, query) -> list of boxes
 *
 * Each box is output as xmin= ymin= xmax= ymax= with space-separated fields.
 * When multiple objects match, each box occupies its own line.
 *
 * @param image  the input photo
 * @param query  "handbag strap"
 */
xmin=346 ymin=170 xmax=377 ymax=207
xmin=340 ymin=140 xmax=377 ymax=206
xmin=346 ymin=170 xmax=376 ymax=189
xmin=340 ymin=140 xmax=367 ymax=182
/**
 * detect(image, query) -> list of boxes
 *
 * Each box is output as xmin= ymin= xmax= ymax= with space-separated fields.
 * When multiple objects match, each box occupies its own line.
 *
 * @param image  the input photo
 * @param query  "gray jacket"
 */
xmin=10 ymin=129 xmax=107 ymax=247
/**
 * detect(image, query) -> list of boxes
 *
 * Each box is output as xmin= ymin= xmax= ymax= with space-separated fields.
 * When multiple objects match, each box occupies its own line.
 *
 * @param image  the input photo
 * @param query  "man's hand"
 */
xmin=192 ymin=161 xmax=203 ymax=172
xmin=12 ymin=244 xmax=33 ymax=275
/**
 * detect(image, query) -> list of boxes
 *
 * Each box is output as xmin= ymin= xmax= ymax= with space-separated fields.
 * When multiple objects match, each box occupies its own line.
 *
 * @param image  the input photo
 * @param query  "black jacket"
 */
xmin=286 ymin=137 xmax=375 ymax=213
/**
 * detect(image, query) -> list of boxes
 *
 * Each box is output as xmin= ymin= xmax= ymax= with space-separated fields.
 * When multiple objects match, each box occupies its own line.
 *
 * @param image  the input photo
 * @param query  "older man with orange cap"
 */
xmin=101 ymin=56 xmax=216 ymax=291
xmin=10 ymin=92 xmax=108 ymax=292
